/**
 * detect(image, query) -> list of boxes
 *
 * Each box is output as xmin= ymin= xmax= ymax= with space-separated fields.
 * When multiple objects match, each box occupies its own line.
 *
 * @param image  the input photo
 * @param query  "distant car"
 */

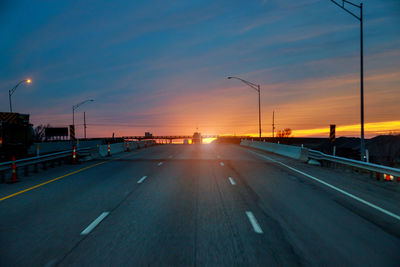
xmin=192 ymin=132 xmax=202 ymax=144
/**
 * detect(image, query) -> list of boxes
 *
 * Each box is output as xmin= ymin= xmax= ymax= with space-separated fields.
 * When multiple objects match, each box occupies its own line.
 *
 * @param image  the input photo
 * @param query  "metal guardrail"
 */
xmin=308 ymin=149 xmax=400 ymax=179
xmin=0 ymin=147 xmax=91 ymax=172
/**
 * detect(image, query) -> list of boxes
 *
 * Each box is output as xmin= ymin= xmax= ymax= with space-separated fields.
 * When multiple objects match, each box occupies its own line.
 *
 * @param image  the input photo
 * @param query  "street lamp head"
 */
xmin=227 ymin=77 xmax=232 ymax=79
xmin=26 ymin=79 xmax=31 ymax=84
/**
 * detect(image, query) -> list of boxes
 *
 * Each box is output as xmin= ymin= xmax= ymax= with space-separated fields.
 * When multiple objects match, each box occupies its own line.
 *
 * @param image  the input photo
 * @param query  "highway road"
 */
xmin=0 ymin=144 xmax=399 ymax=266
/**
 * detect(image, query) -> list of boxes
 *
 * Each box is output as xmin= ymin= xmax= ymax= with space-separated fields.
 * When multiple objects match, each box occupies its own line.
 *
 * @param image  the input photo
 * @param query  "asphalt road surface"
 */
xmin=0 ymin=144 xmax=399 ymax=266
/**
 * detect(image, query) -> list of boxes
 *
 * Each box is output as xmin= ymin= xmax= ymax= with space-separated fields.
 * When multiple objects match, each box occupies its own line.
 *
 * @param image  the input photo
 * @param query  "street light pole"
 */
xmin=331 ymin=0 xmax=366 ymax=161
xmin=258 ymin=84 xmax=261 ymax=139
xmin=227 ymin=76 xmax=262 ymax=138
xmin=84 ymin=111 xmax=87 ymax=139
xmin=72 ymin=99 xmax=94 ymax=137
xmin=9 ymin=79 xmax=32 ymax=112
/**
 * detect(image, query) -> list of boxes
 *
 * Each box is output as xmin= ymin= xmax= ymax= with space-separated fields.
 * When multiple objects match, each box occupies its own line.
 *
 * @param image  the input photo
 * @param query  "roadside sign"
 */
xmin=70 ymin=125 xmax=76 ymax=140
xmin=330 ymin=124 xmax=336 ymax=142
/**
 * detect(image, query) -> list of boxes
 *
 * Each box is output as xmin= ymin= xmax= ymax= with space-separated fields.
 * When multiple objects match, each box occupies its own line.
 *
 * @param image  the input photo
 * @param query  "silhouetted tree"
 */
xmin=277 ymin=128 xmax=292 ymax=138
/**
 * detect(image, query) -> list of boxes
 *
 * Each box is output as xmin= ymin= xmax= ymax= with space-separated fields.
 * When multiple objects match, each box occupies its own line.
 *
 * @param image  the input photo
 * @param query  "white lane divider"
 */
xmin=245 ymin=211 xmax=263 ymax=234
xmin=137 ymin=176 xmax=147 ymax=184
xmin=250 ymin=150 xmax=400 ymax=222
xmin=228 ymin=177 xmax=236 ymax=185
xmin=158 ymin=162 xmax=163 ymax=166
xmin=220 ymin=162 xmax=224 ymax=166
xmin=81 ymin=212 xmax=109 ymax=235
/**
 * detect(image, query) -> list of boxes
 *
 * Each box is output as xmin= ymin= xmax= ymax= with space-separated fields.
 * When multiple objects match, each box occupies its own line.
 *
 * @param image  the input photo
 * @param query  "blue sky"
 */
xmin=1 ymin=0 xmax=399 ymax=137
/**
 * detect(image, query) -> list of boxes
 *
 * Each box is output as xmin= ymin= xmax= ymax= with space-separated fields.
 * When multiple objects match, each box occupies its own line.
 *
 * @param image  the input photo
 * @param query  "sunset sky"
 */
xmin=1 ymin=0 xmax=399 ymax=138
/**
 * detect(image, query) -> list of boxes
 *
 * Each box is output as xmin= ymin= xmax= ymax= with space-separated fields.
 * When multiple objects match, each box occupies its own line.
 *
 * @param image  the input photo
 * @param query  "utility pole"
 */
xmin=84 ymin=112 xmax=86 ymax=139
xmin=272 ymin=110 xmax=275 ymax=138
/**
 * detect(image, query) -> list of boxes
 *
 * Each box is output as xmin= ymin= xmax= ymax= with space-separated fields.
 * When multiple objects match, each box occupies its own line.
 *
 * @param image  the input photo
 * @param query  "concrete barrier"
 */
xmin=98 ymin=140 xmax=155 ymax=157
xmin=28 ymin=140 xmax=102 ymax=155
xmin=240 ymin=140 xmax=309 ymax=162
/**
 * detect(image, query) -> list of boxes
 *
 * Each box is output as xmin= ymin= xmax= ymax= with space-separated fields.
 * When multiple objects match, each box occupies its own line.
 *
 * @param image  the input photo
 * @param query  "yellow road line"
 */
xmin=0 ymin=161 xmax=107 ymax=202
xmin=0 ymin=151 xmax=140 ymax=203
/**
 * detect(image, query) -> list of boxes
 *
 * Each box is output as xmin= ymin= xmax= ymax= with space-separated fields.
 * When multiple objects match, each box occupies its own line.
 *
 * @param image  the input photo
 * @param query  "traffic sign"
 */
xmin=330 ymin=124 xmax=336 ymax=142
xmin=70 ymin=125 xmax=76 ymax=140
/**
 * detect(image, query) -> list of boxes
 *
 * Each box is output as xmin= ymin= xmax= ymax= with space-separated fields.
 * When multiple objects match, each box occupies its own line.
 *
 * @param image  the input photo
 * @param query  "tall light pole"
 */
xmin=9 ymin=78 xmax=32 ymax=112
xmin=227 ymin=76 xmax=262 ymax=138
xmin=331 ymin=0 xmax=366 ymax=161
xmin=72 ymin=99 xmax=94 ymax=135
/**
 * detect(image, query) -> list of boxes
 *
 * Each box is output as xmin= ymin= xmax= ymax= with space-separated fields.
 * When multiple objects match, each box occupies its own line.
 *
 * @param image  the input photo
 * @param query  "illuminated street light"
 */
xmin=227 ymin=76 xmax=262 ymax=138
xmin=9 ymin=78 xmax=32 ymax=112
xmin=72 ymin=99 xmax=94 ymax=135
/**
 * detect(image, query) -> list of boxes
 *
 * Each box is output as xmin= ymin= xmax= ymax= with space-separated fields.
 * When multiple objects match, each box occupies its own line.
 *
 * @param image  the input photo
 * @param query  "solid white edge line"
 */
xmin=137 ymin=176 xmax=147 ymax=184
xmin=228 ymin=177 xmax=236 ymax=185
xmin=220 ymin=162 xmax=224 ymax=166
xmin=81 ymin=212 xmax=110 ymax=235
xmin=250 ymin=150 xmax=400 ymax=222
xmin=246 ymin=211 xmax=263 ymax=234
xmin=158 ymin=162 xmax=163 ymax=166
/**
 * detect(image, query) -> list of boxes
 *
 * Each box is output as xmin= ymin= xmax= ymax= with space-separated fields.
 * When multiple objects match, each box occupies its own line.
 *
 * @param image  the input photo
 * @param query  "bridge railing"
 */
xmin=308 ymin=149 xmax=400 ymax=182
xmin=0 ymin=147 xmax=91 ymax=183
xmin=241 ymin=140 xmax=400 ymax=185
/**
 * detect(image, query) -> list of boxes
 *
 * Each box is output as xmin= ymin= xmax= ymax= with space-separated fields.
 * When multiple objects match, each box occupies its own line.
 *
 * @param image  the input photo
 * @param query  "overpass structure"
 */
xmin=122 ymin=133 xmax=218 ymax=144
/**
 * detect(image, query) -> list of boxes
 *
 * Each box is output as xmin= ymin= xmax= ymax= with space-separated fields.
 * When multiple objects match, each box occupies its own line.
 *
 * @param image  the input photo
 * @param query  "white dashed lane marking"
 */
xmin=220 ymin=162 xmax=224 ymax=166
xmin=137 ymin=176 xmax=147 ymax=184
xmin=228 ymin=177 xmax=236 ymax=185
xmin=245 ymin=211 xmax=263 ymax=234
xmin=81 ymin=212 xmax=109 ymax=235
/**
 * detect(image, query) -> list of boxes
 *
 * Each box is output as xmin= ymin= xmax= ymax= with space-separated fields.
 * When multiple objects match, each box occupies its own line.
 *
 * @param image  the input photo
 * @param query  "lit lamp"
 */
xmin=9 ymin=78 xmax=32 ymax=112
